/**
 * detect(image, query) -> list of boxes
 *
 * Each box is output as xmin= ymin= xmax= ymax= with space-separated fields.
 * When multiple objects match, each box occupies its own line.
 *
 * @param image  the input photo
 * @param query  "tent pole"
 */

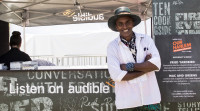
xmin=23 ymin=22 xmax=26 ymax=52
xmin=144 ymin=15 xmax=147 ymax=35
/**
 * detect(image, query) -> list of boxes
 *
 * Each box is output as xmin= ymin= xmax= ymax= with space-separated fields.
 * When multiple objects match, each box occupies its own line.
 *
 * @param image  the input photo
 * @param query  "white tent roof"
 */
xmin=1 ymin=0 xmax=152 ymax=27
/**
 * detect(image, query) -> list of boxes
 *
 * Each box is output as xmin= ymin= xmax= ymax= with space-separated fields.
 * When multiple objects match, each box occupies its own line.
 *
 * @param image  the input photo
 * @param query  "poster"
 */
xmin=153 ymin=0 xmax=200 ymax=102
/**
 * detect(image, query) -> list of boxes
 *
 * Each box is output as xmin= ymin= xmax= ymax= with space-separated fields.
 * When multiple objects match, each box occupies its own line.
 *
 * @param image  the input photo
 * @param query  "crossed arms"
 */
xmin=120 ymin=54 xmax=159 ymax=81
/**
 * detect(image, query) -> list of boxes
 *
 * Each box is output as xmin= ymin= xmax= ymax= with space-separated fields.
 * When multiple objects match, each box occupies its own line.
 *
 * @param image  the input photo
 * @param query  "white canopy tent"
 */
xmin=1 ymin=0 xmax=153 ymax=55
xmin=10 ymin=19 xmax=151 ymax=56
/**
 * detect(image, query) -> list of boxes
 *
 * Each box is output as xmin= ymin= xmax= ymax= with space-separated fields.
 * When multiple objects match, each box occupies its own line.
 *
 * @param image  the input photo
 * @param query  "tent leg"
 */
xmin=23 ymin=22 xmax=26 ymax=52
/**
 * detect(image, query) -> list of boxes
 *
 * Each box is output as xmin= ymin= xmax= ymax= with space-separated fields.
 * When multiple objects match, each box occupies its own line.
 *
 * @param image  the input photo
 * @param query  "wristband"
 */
xmin=126 ymin=62 xmax=134 ymax=71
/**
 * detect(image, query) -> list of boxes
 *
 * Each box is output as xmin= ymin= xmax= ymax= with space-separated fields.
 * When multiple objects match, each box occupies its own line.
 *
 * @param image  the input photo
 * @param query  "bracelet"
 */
xmin=126 ymin=62 xmax=134 ymax=71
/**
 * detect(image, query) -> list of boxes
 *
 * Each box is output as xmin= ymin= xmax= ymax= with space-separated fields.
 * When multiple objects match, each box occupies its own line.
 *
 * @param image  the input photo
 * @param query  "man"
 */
xmin=107 ymin=7 xmax=161 ymax=111
xmin=0 ymin=31 xmax=32 ymax=70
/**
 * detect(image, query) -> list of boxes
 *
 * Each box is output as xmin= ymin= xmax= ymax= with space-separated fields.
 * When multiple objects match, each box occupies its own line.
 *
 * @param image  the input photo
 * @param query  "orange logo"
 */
xmin=173 ymin=40 xmax=191 ymax=52
xmin=63 ymin=9 xmax=75 ymax=17
xmin=105 ymin=78 xmax=115 ymax=88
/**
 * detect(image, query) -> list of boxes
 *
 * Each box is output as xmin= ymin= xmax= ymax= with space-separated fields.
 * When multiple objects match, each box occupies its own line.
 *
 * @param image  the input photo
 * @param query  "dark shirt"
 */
xmin=0 ymin=48 xmax=32 ymax=70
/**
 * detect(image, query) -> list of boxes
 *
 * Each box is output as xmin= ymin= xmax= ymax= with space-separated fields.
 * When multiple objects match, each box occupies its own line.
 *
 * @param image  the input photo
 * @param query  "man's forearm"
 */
xmin=120 ymin=61 xmax=158 ymax=73
xmin=122 ymin=71 xmax=146 ymax=81
xmin=134 ymin=61 xmax=158 ymax=72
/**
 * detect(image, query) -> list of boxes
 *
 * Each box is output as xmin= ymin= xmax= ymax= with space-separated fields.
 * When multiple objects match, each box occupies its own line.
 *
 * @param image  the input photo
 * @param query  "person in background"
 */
xmin=0 ymin=31 xmax=31 ymax=70
xmin=107 ymin=6 xmax=161 ymax=111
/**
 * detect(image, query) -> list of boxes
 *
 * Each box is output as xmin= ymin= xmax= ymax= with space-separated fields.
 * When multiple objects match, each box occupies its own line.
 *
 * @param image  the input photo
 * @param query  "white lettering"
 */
xmin=73 ymin=12 xmax=104 ymax=21
xmin=68 ymin=82 xmax=110 ymax=94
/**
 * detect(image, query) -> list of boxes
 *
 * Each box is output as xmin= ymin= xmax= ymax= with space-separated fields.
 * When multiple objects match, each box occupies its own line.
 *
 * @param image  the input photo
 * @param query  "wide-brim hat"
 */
xmin=108 ymin=6 xmax=141 ymax=31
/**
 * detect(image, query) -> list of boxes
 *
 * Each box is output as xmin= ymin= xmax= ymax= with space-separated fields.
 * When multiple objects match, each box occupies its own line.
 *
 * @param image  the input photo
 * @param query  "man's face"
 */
xmin=116 ymin=16 xmax=134 ymax=39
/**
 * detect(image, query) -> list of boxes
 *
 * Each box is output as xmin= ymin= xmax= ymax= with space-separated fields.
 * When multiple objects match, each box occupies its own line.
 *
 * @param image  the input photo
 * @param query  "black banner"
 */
xmin=153 ymin=0 xmax=200 ymax=102
xmin=1 ymin=70 xmax=200 ymax=111
xmin=0 ymin=70 xmax=116 ymax=111
xmin=156 ymin=35 xmax=200 ymax=102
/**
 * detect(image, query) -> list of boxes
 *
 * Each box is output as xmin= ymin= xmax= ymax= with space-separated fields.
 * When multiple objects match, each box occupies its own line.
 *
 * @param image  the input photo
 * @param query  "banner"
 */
xmin=0 ymin=70 xmax=116 ymax=111
xmin=1 ymin=70 xmax=200 ymax=111
xmin=153 ymin=0 xmax=200 ymax=102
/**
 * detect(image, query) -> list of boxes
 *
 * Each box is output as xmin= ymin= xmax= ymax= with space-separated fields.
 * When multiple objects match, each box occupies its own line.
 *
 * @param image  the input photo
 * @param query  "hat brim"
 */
xmin=108 ymin=14 xmax=141 ymax=31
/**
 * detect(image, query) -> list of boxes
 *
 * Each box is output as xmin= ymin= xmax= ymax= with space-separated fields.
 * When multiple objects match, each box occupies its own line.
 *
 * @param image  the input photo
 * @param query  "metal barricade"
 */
xmin=31 ymin=55 xmax=107 ymax=67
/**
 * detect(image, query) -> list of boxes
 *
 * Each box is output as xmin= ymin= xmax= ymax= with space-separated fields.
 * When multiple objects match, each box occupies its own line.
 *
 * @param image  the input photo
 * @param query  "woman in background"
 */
xmin=0 ymin=31 xmax=31 ymax=70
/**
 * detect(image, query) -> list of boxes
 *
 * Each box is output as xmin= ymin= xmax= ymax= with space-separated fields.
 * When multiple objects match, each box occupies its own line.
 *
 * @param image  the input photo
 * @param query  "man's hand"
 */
xmin=120 ymin=64 xmax=126 ymax=71
xmin=145 ymin=54 xmax=152 ymax=61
